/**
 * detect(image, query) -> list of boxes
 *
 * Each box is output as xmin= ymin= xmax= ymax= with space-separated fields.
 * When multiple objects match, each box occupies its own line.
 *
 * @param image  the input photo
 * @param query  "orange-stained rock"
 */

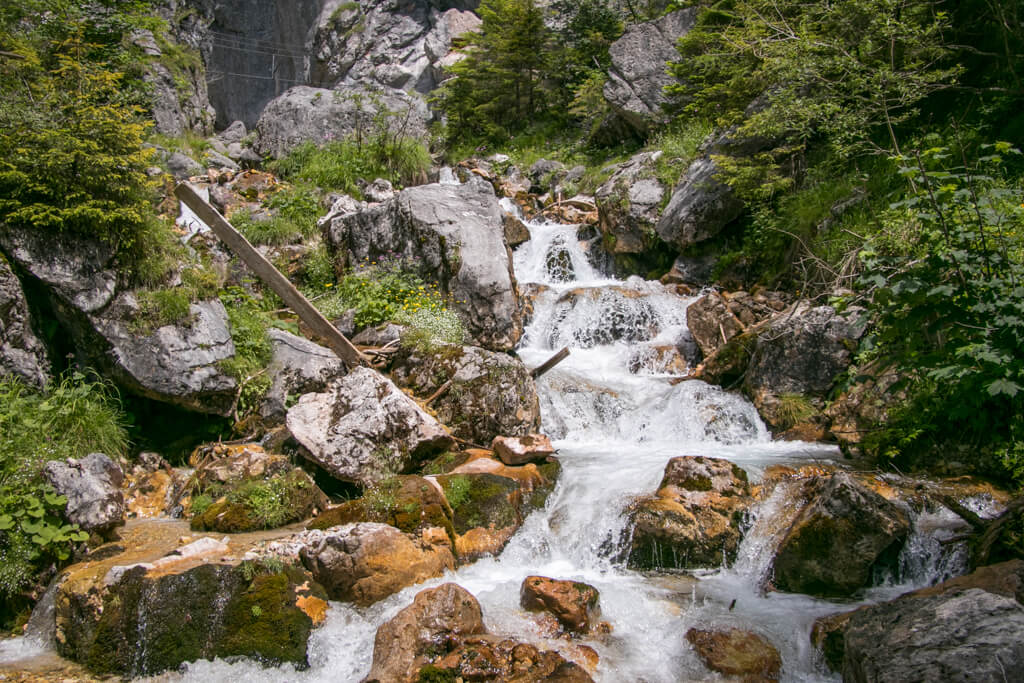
xmin=295 ymin=594 xmax=328 ymax=627
xmin=492 ymin=434 xmax=556 ymax=466
xmin=520 ymin=576 xmax=602 ymax=635
xmin=686 ymin=628 xmax=781 ymax=681
xmin=298 ymin=523 xmax=455 ymax=607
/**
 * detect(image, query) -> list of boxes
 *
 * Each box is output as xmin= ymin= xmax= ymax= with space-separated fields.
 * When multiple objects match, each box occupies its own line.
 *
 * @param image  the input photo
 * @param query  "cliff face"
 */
xmin=203 ymin=0 xmax=326 ymax=129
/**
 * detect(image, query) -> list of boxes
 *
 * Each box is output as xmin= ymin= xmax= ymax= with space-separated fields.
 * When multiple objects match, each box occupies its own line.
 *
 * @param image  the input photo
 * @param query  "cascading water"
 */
xmin=3 ymin=199 xmax=983 ymax=683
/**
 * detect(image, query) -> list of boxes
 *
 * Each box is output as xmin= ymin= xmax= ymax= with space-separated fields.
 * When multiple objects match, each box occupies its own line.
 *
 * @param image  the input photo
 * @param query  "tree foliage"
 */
xmin=668 ymin=0 xmax=960 ymax=195
xmin=0 ymin=2 xmax=158 ymax=262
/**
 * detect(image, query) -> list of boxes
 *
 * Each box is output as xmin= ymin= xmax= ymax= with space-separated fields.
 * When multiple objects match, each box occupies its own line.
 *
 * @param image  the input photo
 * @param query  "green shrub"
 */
xmin=0 ymin=374 xmax=128 ymax=606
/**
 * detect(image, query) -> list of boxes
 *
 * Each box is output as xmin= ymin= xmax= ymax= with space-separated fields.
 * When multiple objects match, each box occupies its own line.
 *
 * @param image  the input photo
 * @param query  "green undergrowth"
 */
xmin=268 ymin=135 xmax=430 ymax=200
xmin=0 ymin=373 xmax=129 ymax=621
xmin=309 ymin=256 xmax=467 ymax=348
xmin=231 ymin=183 xmax=321 ymax=246
xmin=134 ymin=261 xmax=222 ymax=331
xmin=217 ymin=287 xmax=274 ymax=415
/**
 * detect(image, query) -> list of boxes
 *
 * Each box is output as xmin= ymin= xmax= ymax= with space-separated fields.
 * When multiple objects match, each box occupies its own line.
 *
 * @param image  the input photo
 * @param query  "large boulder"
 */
xmin=772 ymin=472 xmax=910 ymax=598
xmin=253 ymin=85 xmax=430 ymax=159
xmin=389 ymin=342 xmax=541 ymax=445
xmin=0 ymin=224 xmax=117 ymax=315
xmin=43 ymin=453 xmax=125 ymax=536
xmin=745 ymin=302 xmax=864 ymax=398
xmin=0 ymin=253 xmax=51 ymax=388
xmin=366 ymin=583 xmax=486 ymax=683
xmin=812 ymin=559 xmax=1024 ymax=674
xmin=655 ymin=157 xmax=743 ymax=251
xmin=367 ymin=583 xmax=593 ymax=683
xmin=87 ymin=294 xmax=239 ymax=416
xmin=308 ymin=474 xmax=455 ymax=543
xmin=286 ymin=366 xmax=454 ymax=486
xmin=258 ymin=328 xmax=345 ymax=423
xmin=840 ymin=589 xmax=1024 ymax=682
xmin=55 ymin=527 xmax=327 ymax=677
xmin=628 ymin=456 xmax=754 ymax=570
xmin=603 ymin=9 xmax=696 ymax=134
xmin=297 ymin=522 xmax=455 ymax=606
xmin=325 ymin=177 xmax=522 ymax=350
xmin=594 ymin=152 xmax=667 ymax=256
xmin=310 ymin=0 xmax=481 ymax=94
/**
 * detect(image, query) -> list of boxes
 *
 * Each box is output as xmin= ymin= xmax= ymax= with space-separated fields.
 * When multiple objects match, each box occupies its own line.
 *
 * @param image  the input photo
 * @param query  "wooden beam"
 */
xmin=530 ymin=346 xmax=570 ymax=379
xmin=174 ymin=182 xmax=369 ymax=368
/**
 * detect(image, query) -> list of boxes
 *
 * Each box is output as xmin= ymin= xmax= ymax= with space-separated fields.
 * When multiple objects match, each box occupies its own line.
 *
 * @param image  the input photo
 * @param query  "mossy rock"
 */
xmin=308 ymin=475 xmax=457 ymax=547
xmin=60 ymin=562 xmax=322 ymax=676
xmin=420 ymin=451 xmax=471 ymax=475
xmin=191 ymin=469 xmax=326 ymax=533
xmin=528 ymin=459 xmax=562 ymax=510
xmin=437 ymin=473 xmax=520 ymax=535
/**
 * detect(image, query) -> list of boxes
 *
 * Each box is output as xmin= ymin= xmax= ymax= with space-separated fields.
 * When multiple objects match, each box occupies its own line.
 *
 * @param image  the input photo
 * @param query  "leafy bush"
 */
xmin=855 ymin=143 xmax=1024 ymax=482
xmin=0 ymin=374 xmax=128 ymax=606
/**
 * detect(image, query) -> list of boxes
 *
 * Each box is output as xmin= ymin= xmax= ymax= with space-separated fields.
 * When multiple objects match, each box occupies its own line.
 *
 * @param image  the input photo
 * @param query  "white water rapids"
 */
xmin=1 ymin=203 xmax=979 ymax=682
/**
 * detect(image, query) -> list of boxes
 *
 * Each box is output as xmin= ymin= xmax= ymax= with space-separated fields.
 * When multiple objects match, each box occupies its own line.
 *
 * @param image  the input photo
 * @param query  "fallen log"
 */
xmin=530 ymin=346 xmax=570 ymax=379
xmin=174 ymin=182 xmax=368 ymax=368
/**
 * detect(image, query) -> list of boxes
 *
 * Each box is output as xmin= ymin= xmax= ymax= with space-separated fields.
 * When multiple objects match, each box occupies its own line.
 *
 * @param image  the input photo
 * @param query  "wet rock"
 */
xmin=188 ymin=444 xmax=327 ymax=533
xmin=326 ymin=177 xmax=522 ymax=350
xmin=258 ymin=329 xmax=345 ymax=424
xmin=824 ymin=361 xmax=902 ymax=450
xmin=124 ymin=466 xmax=189 ymax=519
xmin=437 ymin=473 xmax=521 ymax=537
xmin=813 ymin=559 xmax=1024 ymax=673
xmin=0 ymin=253 xmax=51 ymax=387
xmin=503 ymin=211 xmax=532 ymax=247
xmin=628 ymin=456 xmax=753 ymax=570
xmin=842 ymin=589 xmax=1024 ymax=682
xmin=253 ymin=85 xmax=429 ymax=159
xmin=655 ymin=157 xmax=743 ymax=251
xmin=686 ymin=628 xmax=781 ymax=680
xmin=286 ymin=366 xmax=454 ymax=486
xmin=390 ymin=343 xmax=540 ymax=445
xmin=520 ymin=576 xmax=601 ymax=635
xmin=297 ymin=522 xmax=455 ymax=606
xmin=308 ymin=474 xmax=455 ymax=544
xmin=604 ymin=10 xmax=696 ymax=134
xmin=772 ymin=472 xmax=910 ymax=598
xmin=43 ymin=453 xmax=124 ymax=535
xmin=594 ymin=152 xmax=666 ymax=256
xmin=367 ymin=583 xmax=593 ymax=683
xmin=365 ymin=582 xmax=486 ymax=683
xmin=492 ymin=434 xmax=556 ymax=466
xmin=546 ymin=286 xmax=662 ymax=348
xmin=686 ymin=291 xmax=745 ymax=358
xmin=55 ymin=524 xmax=326 ymax=676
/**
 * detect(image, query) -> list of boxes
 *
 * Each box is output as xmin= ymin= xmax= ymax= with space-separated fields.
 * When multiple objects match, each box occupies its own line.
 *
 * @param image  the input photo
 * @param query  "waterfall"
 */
xmin=2 ymin=204 xmax=978 ymax=683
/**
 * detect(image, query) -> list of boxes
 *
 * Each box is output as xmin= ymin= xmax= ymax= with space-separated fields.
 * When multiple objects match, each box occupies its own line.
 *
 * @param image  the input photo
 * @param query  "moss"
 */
xmin=678 ymin=475 xmax=714 ymax=491
xmin=218 ymin=571 xmax=314 ymax=665
xmin=191 ymin=470 xmax=323 ymax=533
xmin=418 ymin=664 xmax=458 ymax=682
xmin=438 ymin=473 xmax=519 ymax=534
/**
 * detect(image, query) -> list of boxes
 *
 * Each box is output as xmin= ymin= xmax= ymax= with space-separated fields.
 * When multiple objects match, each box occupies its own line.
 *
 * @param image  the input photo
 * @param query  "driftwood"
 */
xmin=531 ymin=347 xmax=570 ymax=379
xmin=939 ymin=493 xmax=1024 ymax=568
xmin=174 ymin=182 xmax=368 ymax=368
